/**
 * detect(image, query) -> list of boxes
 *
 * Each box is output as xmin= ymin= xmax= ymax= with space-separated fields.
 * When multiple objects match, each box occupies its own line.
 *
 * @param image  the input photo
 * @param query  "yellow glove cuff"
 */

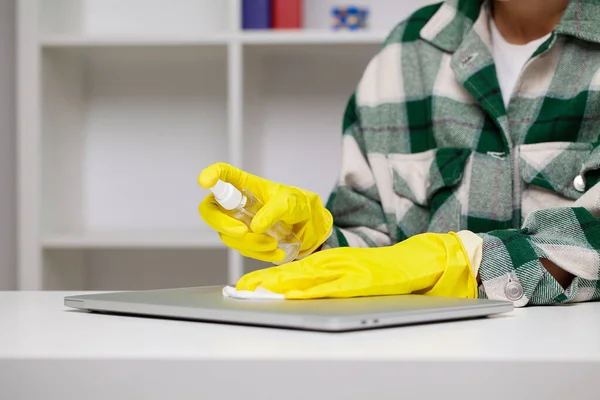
xmin=455 ymin=230 xmax=483 ymax=278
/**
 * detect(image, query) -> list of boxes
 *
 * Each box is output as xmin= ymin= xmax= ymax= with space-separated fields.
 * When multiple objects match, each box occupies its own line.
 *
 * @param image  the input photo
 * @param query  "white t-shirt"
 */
xmin=490 ymin=19 xmax=551 ymax=109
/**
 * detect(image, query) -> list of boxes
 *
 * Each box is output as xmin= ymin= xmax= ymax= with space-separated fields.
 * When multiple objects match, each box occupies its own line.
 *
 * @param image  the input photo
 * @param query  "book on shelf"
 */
xmin=242 ymin=0 xmax=272 ymax=30
xmin=272 ymin=0 xmax=303 ymax=29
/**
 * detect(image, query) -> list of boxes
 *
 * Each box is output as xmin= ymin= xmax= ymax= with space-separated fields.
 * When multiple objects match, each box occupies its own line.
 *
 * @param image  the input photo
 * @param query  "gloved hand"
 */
xmin=236 ymin=232 xmax=480 ymax=299
xmin=198 ymin=163 xmax=333 ymax=263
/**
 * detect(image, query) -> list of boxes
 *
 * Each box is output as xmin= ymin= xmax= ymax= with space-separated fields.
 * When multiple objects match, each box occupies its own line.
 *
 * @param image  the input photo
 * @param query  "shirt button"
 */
xmin=505 ymin=281 xmax=524 ymax=301
xmin=573 ymin=174 xmax=586 ymax=192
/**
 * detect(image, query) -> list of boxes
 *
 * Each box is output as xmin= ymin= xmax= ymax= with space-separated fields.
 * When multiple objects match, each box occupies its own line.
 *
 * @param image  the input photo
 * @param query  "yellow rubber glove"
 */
xmin=198 ymin=163 xmax=333 ymax=263
xmin=236 ymin=232 xmax=478 ymax=299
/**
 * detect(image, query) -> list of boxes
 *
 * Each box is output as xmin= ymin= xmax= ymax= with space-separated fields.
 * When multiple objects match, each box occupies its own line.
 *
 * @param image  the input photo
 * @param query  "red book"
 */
xmin=272 ymin=0 xmax=302 ymax=29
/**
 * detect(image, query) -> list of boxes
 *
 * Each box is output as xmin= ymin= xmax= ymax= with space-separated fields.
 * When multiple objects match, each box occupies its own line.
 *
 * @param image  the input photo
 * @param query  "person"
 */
xmin=198 ymin=0 xmax=600 ymax=306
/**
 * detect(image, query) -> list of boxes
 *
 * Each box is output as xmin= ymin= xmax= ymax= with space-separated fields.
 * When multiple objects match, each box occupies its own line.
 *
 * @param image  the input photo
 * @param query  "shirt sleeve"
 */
xmin=478 ymin=182 xmax=600 ymax=306
xmin=322 ymin=93 xmax=393 ymax=250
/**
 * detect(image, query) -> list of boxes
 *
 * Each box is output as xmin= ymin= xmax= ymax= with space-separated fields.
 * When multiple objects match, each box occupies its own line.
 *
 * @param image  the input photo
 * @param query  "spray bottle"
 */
xmin=210 ymin=180 xmax=301 ymax=264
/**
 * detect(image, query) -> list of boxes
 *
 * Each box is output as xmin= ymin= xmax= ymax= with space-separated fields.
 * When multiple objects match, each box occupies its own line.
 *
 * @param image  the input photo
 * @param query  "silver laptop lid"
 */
xmin=65 ymin=286 xmax=513 ymax=331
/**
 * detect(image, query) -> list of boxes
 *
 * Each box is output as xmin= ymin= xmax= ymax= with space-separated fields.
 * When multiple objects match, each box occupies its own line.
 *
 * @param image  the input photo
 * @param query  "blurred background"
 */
xmin=1 ymin=0 xmax=434 ymax=291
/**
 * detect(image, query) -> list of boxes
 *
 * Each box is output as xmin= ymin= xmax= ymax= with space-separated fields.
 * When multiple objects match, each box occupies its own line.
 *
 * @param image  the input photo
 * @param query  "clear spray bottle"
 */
xmin=210 ymin=180 xmax=301 ymax=264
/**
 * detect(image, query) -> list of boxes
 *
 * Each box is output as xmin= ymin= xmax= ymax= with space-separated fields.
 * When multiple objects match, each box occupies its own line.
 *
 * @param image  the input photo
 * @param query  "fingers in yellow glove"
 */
xmin=199 ymin=162 xmax=270 ymax=203
xmin=251 ymin=189 xmax=308 ymax=234
xmin=219 ymin=233 xmax=286 ymax=263
xmin=237 ymin=263 xmax=344 ymax=294
xmin=199 ymin=192 xmax=287 ymax=263
xmin=237 ymin=248 xmax=413 ymax=299
xmin=236 ymin=233 xmax=478 ymax=300
xmin=199 ymin=162 xmax=249 ymax=192
xmin=198 ymin=162 xmax=333 ymax=263
xmin=199 ymin=195 xmax=248 ymax=237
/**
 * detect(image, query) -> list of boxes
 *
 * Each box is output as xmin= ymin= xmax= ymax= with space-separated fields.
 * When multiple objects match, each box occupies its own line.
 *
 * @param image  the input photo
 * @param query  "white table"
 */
xmin=1 ymin=292 xmax=599 ymax=400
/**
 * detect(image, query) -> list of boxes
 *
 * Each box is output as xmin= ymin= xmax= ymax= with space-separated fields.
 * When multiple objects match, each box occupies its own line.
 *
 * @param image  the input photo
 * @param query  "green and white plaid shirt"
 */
xmin=323 ymin=0 xmax=600 ymax=306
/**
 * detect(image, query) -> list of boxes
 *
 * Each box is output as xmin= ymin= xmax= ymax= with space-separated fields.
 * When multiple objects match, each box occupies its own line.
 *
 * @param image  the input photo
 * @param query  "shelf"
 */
xmin=40 ymin=34 xmax=232 ymax=47
xmin=40 ymin=31 xmax=387 ymax=48
xmin=240 ymin=31 xmax=387 ymax=45
xmin=42 ymin=232 xmax=225 ymax=249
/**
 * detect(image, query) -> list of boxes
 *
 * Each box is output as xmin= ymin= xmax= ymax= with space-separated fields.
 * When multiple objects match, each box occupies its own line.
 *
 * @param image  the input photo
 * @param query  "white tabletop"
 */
xmin=1 ymin=291 xmax=599 ymax=399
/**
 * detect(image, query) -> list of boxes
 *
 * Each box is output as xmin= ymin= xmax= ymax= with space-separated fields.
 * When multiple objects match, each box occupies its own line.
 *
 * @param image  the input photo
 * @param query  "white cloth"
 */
xmin=490 ymin=19 xmax=551 ymax=108
xmin=222 ymin=285 xmax=285 ymax=300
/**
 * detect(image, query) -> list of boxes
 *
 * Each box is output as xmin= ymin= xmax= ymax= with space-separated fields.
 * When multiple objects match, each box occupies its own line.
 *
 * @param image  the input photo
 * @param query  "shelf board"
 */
xmin=42 ymin=232 xmax=225 ymax=249
xmin=240 ymin=30 xmax=387 ymax=45
xmin=40 ymin=34 xmax=232 ymax=47
xmin=39 ymin=31 xmax=387 ymax=48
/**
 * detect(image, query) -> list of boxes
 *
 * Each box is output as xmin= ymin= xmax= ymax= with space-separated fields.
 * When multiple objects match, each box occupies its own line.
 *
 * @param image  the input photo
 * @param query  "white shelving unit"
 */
xmin=17 ymin=0 xmax=434 ymax=290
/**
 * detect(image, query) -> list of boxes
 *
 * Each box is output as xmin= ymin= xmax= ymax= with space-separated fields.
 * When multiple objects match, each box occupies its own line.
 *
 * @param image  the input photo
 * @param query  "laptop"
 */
xmin=64 ymin=286 xmax=513 ymax=332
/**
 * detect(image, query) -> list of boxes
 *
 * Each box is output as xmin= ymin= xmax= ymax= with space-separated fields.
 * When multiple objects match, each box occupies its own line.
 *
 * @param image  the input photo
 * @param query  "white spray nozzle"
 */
xmin=210 ymin=180 xmax=243 ymax=211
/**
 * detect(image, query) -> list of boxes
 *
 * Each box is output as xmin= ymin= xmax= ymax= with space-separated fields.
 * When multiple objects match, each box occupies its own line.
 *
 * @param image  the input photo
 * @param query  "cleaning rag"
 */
xmin=222 ymin=285 xmax=285 ymax=300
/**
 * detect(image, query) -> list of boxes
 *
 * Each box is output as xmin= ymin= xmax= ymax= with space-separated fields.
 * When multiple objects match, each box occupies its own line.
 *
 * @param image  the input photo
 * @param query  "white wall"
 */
xmin=0 ymin=0 xmax=16 ymax=290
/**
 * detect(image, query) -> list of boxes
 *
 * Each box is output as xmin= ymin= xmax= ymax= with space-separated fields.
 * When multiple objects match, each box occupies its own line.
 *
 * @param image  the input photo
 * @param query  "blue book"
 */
xmin=242 ymin=0 xmax=271 ymax=30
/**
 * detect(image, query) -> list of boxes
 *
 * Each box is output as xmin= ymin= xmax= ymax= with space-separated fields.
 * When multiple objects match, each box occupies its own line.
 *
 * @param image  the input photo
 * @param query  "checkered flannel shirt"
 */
xmin=323 ymin=0 xmax=600 ymax=306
